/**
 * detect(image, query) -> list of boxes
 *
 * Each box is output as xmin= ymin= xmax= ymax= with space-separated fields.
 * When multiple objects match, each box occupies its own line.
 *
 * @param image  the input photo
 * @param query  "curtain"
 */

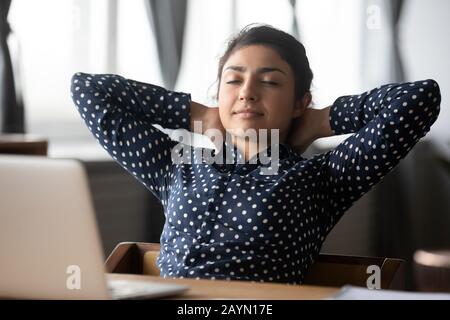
xmin=362 ymin=0 xmax=414 ymax=286
xmin=362 ymin=0 xmax=405 ymax=88
xmin=144 ymin=0 xmax=188 ymax=90
xmin=390 ymin=0 xmax=405 ymax=82
xmin=0 ymin=0 xmax=24 ymax=133
xmin=371 ymin=1 xmax=407 ymax=258
xmin=362 ymin=0 xmax=450 ymax=290
xmin=289 ymin=0 xmax=300 ymax=40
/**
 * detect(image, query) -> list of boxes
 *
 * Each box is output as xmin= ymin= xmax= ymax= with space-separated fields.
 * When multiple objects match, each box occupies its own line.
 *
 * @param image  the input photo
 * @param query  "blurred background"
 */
xmin=1 ymin=0 xmax=449 ymax=290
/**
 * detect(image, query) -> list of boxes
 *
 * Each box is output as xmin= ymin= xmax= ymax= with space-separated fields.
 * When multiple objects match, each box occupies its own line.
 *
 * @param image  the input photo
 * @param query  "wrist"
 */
xmin=190 ymin=101 xmax=209 ymax=134
xmin=315 ymin=106 xmax=334 ymax=139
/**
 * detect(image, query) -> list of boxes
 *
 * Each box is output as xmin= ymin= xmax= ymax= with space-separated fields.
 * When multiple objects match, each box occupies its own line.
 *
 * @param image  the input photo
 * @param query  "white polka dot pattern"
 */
xmin=71 ymin=73 xmax=441 ymax=284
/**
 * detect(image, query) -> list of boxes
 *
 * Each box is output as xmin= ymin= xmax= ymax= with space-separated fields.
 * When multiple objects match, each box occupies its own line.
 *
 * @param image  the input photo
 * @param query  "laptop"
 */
xmin=0 ymin=155 xmax=188 ymax=300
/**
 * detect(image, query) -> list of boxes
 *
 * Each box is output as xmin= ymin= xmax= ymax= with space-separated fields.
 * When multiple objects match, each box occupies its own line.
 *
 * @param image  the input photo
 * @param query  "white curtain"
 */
xmin=361 ymin=0 xmax=405 ymax=88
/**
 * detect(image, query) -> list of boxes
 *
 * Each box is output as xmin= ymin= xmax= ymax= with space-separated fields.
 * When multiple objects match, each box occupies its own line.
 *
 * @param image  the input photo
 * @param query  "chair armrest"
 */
xmin=303 ymin=254 xmax=405 ymax=290
xmin=105 ymin=242 xmax=139 ymax=273
xmin=105 ymin=242 xmax=161 ymax=274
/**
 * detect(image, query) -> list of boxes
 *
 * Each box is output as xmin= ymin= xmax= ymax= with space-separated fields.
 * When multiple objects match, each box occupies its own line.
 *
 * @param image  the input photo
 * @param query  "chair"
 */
xmin=413 ymin=249 xmax=450 ymax=292
xmin=105 ymin=242 xmax=405 ymax=290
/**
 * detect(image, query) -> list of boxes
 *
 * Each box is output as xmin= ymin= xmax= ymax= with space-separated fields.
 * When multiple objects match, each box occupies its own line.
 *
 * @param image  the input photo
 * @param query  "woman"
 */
xmin=71 ymin=24 xmax=441 ymax=284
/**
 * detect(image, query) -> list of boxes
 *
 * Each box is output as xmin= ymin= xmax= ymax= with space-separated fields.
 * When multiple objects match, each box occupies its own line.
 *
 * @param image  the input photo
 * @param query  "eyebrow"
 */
xmin=224 ymin=66 xmax=287 ymax=76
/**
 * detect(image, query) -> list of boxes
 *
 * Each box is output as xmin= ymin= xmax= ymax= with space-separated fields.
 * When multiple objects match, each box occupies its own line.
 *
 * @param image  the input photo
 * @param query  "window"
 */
xmin=177 ymin=0 xmax=363 ymax=149
xmin=8 ymin=0 xmax=364 ymax=156
xmin=8 ymin=0 xmax=161 ymax=144
xmin=9 ymin=0 xmax=111 ymax=142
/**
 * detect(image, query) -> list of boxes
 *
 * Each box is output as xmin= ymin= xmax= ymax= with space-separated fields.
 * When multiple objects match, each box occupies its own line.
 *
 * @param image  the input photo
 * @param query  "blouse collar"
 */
xmin=212 ymin=136 xmax=293 ymax=168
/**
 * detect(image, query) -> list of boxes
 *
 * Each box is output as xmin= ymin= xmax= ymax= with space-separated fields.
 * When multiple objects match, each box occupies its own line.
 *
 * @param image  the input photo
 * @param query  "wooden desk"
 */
xmin=0 ymin=134 xmax=48 ymax=156
xmin=107 ymin=273 xmax=340 ymax=300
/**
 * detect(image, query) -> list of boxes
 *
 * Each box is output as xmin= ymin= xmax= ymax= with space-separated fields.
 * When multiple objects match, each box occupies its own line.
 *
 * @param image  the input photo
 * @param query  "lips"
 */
xmin=233 ymin=111 xmax=263 ymax=119
xmin=232 ymin=108 xmax=263 ymax=119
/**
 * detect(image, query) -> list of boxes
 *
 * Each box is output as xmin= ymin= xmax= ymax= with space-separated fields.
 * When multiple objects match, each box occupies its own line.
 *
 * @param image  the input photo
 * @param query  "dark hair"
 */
xmin=216 ymin=23 xmax=313 ymax=101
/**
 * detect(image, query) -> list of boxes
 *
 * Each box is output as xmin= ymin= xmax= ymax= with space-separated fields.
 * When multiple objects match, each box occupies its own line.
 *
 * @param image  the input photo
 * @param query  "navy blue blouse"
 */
xmin=71 ymin=73 xmax=441 ymax=284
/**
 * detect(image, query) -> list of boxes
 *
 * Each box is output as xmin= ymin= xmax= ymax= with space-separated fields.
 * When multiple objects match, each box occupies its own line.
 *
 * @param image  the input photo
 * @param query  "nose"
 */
xmin=239 ymin=80 xmax=258 ymax=102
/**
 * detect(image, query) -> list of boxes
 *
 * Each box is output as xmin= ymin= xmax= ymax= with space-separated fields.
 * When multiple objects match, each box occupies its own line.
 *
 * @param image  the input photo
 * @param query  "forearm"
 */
xmin=71 ymin=72 xmax=191 ymax=131
xmin=329 ymin=79 xmax=440 ymax=136
xmin=320 ymin=80 xmax=441 ymax=222
xmin=71 ymin=72 xmax=189 ymax=200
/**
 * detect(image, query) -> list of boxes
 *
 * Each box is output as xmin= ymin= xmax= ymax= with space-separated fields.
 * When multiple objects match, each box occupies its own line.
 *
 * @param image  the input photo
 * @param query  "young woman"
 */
xmin=71 ymin=24 xmax=441 ymax=284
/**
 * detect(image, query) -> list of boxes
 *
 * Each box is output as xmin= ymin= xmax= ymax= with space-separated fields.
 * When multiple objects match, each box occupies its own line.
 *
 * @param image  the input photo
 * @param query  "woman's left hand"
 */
xmin=286 ymin=106 xmax=334 ymax=155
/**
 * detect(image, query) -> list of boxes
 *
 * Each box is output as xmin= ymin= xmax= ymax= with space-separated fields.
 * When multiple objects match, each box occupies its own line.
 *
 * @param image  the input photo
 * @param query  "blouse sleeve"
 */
xmin=317 ymin=79 xmax=441 ymax=231
xmin=70 ymin=72 xmax=191 ymax=203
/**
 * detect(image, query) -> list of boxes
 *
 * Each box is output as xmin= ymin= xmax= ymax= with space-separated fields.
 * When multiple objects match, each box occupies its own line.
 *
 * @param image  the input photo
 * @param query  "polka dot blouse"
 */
xmin=71 ymin=73 xmax=441 ymax=284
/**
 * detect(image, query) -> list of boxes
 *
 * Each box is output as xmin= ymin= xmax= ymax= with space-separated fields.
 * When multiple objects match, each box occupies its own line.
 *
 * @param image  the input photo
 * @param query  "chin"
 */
xmin=226 ymin=126 xmax=268 ymax=139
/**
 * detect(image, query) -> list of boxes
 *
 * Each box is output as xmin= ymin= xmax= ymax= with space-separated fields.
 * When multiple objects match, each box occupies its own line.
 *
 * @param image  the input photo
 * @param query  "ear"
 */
xmin=292 ymin=92 xmax=312 ymax=119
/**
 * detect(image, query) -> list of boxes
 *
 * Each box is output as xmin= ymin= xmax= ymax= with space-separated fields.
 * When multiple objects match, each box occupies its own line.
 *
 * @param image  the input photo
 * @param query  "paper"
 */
xmin=330 ymin=285 xmax=450 ymax=300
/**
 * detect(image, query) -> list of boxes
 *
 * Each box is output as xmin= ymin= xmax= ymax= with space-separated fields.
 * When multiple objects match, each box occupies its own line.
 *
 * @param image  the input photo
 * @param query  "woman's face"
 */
xmin=218 ymin=45 xmax=303 ymax=143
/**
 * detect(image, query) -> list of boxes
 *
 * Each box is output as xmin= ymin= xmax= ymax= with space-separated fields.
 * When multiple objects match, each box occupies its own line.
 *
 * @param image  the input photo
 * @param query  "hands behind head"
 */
xmin=192 ymin=101 xmax=334 ymax=156
xmin=190 ymin=102 xmax=225 ymax=151
xmin=286 ymin=106 xmax=333 ymax=155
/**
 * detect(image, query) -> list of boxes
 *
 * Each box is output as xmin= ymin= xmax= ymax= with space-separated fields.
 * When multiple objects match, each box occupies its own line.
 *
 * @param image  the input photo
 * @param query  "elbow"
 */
xmin=70 ymin=73 xmax=81 ymax=105
xmin=418 ymin=79 xmax=441 ymax=120
xmin=71 ymin=72 xmax=88 ymax=85
xmin=70 ymin=72 xmax=98 ymax=112
xmin=424 ymin=79 xmax=441 ymax=99
xmin=418 ymin=79 xmax=441 ymax=127
xmin=421 ymin=79 xmax=441 ymax=105
xmin=70 ymin=72 xmax=88 ymax=97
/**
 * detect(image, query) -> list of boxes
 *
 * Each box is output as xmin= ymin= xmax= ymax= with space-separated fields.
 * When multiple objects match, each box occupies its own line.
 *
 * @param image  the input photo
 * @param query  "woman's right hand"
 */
xmin=190 ymin=101 xmax=225 ymax=143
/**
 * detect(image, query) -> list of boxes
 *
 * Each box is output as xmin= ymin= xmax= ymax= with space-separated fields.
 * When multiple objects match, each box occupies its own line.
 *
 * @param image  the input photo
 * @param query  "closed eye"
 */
xmin=262 ymin=81 xmax=278 ymax=86
xmin=226 ymin=80 xmax=278 ymax=86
